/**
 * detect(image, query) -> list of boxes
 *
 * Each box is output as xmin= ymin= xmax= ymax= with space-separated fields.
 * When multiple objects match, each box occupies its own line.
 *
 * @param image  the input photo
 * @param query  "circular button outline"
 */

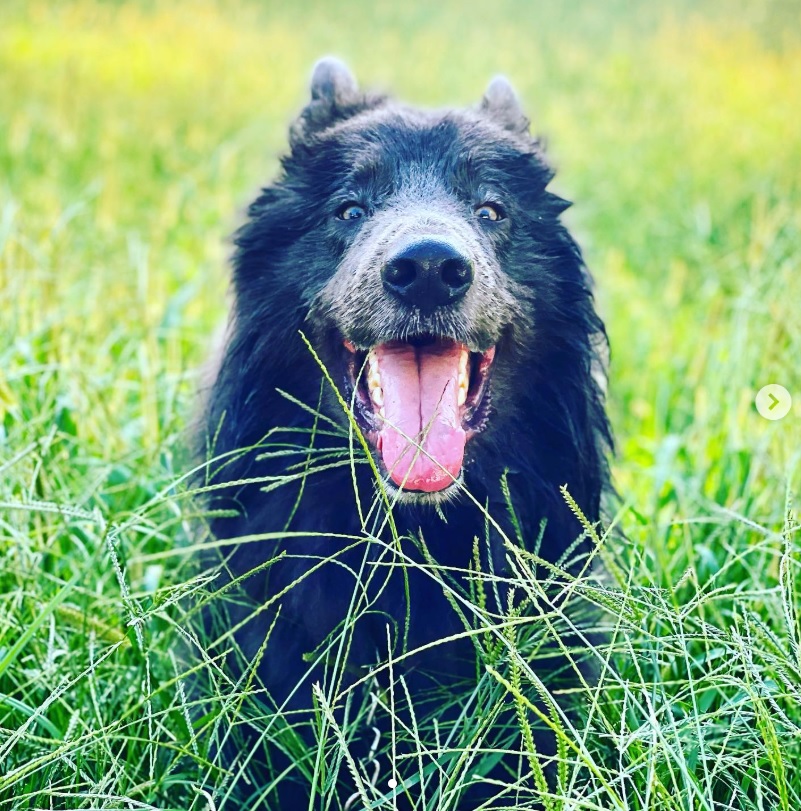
xmin=755 ymin=384 xmax=792 ymax=421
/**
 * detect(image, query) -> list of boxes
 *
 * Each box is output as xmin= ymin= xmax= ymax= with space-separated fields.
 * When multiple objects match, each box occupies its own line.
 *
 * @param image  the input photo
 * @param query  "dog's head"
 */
xmin=232 ymin=58 xmax=606 ymax=504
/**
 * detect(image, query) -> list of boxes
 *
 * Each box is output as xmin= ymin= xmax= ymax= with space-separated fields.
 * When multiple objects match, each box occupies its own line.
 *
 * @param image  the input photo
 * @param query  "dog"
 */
xmin=197 ymin=58 xmax=612 ymax=809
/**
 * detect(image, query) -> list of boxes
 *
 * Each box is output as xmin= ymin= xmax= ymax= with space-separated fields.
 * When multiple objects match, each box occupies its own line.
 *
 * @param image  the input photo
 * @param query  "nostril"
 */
xmin=440 ymin=258 xmax=473 ymax=290
xmin=383 ymin=258 xmax=417 ymax=289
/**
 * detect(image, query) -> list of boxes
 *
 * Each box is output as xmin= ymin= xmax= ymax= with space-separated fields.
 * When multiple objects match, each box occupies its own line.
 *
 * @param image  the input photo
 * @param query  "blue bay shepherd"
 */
xmin=197 ymin=58 xmax=612 ymax=809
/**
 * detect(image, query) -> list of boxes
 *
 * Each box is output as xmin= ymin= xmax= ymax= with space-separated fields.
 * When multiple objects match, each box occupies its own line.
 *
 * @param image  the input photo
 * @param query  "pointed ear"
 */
xmin=480 ymin=75 xmax=530 ymax=134
xmin=310 ymin=57 xmax=358 ymax=105
xmin=291 ymin=57 xmax=372 ymax=145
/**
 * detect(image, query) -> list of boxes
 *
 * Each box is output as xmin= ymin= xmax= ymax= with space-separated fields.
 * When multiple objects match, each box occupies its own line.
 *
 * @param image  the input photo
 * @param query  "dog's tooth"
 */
xmin=457 ymin=353 xmax=469 ymax=406
xmin=457 ymin=348 xmax=470 ymax=391
xmin=370 ymin=387 xmax=384 ymax=408
xmin=367 ymin=350 xmax=381 ymax=389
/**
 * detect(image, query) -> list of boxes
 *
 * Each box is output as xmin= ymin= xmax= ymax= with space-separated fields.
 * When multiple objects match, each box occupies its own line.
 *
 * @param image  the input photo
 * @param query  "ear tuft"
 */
xmin=310 ymin=57 xmax=358 ymax=105
xmin=480 ymin=75 xmax=529 ymax=134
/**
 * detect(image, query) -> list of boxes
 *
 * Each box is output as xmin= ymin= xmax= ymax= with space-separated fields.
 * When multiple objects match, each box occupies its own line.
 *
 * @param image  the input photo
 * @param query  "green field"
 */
xmin=2 ymin=1 xmax=801 ymax=808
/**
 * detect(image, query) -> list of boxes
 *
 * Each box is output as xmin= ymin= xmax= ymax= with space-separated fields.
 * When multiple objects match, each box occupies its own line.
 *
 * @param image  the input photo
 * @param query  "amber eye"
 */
xmin=474 ymin=203 xmax=504 ymax=222
xmin=337 ymin=203 xmax=367 ymax=221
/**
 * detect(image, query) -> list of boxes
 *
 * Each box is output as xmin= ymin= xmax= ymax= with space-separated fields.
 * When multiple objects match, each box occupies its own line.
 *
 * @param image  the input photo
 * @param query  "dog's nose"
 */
xmin=382 ymin=240 xmax=474 ymax=311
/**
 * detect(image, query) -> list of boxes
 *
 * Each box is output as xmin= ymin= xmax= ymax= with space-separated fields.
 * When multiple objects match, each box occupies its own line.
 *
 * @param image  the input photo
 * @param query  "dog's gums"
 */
xmin=343 ymin=337 xmax=495 ymax=491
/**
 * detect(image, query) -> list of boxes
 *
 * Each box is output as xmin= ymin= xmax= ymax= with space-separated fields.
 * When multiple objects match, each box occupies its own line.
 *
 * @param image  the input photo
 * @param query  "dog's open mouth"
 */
xmin=343 ymin=336 xmax=495 ymax=493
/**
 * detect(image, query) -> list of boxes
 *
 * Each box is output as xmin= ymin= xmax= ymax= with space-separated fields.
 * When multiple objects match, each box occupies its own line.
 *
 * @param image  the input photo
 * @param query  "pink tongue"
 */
xmin=375 ymin=341 xmax=466 ymax=492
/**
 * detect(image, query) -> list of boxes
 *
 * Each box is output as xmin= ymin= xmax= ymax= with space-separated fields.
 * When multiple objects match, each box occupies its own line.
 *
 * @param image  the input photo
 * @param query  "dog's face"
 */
xmin=234 ymin=59 xmax=593 ymax=502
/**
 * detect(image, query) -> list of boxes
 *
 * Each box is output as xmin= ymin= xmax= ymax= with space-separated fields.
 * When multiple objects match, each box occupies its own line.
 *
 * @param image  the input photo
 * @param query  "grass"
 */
xmin=1 ymin=0 xmax=801 ymax=808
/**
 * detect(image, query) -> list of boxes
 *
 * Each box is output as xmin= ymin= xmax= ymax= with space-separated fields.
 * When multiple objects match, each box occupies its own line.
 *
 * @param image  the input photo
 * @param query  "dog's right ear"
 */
xmin=310 ymin=57 xmax=358 ymax=105
xmin=291 ymin=57 xmax=368 ymax=145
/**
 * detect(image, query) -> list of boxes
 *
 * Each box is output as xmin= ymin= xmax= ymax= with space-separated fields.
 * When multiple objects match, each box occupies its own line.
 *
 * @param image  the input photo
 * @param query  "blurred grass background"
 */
xmin=1 ymin=1 xmax=801 ymax=808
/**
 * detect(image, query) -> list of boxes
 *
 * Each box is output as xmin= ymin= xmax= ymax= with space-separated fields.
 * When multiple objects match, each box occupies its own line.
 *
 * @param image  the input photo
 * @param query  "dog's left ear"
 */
xmin=480 ymin=76 xmax=529 ymax=134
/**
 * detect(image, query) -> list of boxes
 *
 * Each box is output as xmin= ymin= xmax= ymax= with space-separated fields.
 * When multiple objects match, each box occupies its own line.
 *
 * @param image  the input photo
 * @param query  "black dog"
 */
xmin=198 ymin=58 xmax=611 ymax=809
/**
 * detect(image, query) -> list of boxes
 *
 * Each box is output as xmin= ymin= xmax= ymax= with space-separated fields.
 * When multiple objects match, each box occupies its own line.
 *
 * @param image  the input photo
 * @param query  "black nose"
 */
xmin=382 ymin=240 xmax=474 ymax=311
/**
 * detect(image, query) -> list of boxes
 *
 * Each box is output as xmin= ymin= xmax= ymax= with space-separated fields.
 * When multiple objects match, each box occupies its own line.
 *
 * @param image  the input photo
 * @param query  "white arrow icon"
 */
xmin=755 ymin=384 xmax=792 ymax=421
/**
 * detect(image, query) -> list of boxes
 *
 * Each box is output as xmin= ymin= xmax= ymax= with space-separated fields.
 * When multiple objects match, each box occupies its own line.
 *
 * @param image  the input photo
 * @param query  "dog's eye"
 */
xmin=337 ymin=203 xmax=366 ymax=221
xmin=474 ymin=203 xmax=504 ymax=222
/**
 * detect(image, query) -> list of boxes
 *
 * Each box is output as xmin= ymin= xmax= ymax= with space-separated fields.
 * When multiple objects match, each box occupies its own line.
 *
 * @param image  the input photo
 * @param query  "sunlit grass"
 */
xmin=1 ymin=1 xmax=800 ymax=808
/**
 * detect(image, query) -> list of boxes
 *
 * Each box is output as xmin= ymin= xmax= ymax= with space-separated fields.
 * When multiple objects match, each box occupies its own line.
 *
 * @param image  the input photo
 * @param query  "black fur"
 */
xmin=198 ymin=60 xmax=612 ymax=809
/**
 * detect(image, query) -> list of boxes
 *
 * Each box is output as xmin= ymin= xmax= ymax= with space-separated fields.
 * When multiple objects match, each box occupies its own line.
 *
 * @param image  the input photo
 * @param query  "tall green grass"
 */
xmin=1 ymin=1 xmax=800 ymax=808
